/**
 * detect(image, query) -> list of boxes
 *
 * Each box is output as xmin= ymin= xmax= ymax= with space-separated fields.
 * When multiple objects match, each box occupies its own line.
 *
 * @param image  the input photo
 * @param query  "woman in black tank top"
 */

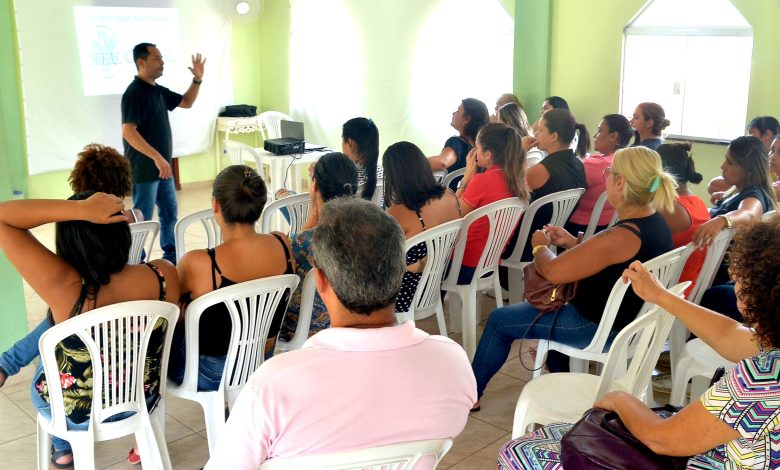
xmin=471 ymin=146 xmax=677 ymax=407
xmin=171 ymin=165 xmax=294 ymax=393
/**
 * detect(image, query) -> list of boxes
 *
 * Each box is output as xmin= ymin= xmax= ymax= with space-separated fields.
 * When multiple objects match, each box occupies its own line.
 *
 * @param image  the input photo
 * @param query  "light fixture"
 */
xmin=236 ymin=1 xmax=250 ymax=15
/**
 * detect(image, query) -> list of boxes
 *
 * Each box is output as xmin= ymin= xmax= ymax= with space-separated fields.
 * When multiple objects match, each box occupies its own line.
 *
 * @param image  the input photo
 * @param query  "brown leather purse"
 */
xmin=522 ymin=263 xmax=576 ymax=313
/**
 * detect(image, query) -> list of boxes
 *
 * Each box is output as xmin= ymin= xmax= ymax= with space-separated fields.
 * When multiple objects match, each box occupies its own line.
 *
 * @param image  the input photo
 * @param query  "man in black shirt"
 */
xmin=121 ymin=42 xmax=205 ymax=263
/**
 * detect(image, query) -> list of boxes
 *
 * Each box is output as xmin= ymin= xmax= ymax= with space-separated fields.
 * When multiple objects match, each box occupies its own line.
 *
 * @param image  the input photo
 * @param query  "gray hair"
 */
xmin=312 ymin=197 xmax=405 ymax=315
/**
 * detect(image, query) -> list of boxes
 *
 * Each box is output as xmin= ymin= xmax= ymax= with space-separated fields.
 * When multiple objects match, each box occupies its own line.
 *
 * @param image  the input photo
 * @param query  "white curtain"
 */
xmin=289 ymin=0 xmax=513 ymax=155
xmin=15 ymin=0 xmax=233 ymax=175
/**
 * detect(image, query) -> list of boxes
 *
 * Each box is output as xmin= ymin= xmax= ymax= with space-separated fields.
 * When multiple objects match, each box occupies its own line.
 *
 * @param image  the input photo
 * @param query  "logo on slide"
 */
xmin=88 ymin=26 xmax=122 ymax=78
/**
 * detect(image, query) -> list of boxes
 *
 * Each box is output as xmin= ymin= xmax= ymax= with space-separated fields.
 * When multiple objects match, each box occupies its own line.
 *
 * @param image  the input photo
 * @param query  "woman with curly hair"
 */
xmin=498 ymin=215 xmax=780 ymax=469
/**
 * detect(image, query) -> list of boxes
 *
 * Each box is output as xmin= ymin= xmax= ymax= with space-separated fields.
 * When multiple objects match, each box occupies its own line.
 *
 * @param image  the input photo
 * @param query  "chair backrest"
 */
xmin=174 ymin=208 xmax=223 ymax=263
xmin=580 ymin=245 xmax=687 ymax=353
xmin=259 ymin=111 xmax=293 ymax=140
xmin=443 ymin=198 xmax=526 ymax=286
xmin=259 ymin=193 xmax=313 ymax=235
xmin=526 ymin=151 xmax=543 ymax=168
xmin=762 ymin=210 xmax=777 ymax=221
xmin=594 ymin=282 xmax=689 ymax=401
xmin=358 ymin=178 xmax=385 ymax=207
xmin=432 ymin=170 xmax=447 ymax=184
xmin=503 ymin=188 xmax=585 ymax=266
xmin=179 ymin=275 xmax=299 ymax=406
xmin=223 ymin=140 xmax=263 ymax=168
xmin=399 ymin=219 xmax=463 ymax=320
xmin=581 ymin=191 xmax=618 ymax=241
xmin=442 ymin=168 xmax=466 ymax=189
xmin=38 ymin=301 xmax=178 ymax=435
xmin=275 ymin=269 xmax=317 ymax=353
xmin=128 ymin=221 xmax=160 ymax=265
xmin=687 ymin=228 xmax=734 ymax=305
xmin=259 ymin=438 xmax=454 ymax=470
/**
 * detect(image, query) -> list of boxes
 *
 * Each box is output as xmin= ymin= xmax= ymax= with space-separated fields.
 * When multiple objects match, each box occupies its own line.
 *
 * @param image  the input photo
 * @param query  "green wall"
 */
xmin=0 ymin=0 xmax=33 ymax=350
xmin=536 ymin=0 xmax=780 ymax=202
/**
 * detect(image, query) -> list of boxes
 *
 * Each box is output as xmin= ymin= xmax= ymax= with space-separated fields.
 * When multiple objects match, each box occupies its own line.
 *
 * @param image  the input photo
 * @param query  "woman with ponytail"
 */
xmin=455 ymin=123 xmax=529 ymax=283
xmin=342 ymin=117 xmax=382 ymax=202
xmin=172 ymin=165 xmax=295 ymax=391
xmin=472 ymin=146 xmax=675 ymax=408
xmin=630 ymin=102 xmax=670 ymax=150
xmin=657 ymin=143 xmax=709 ymax=296
xmin=277 ymin=153 xmax=358 ymax=342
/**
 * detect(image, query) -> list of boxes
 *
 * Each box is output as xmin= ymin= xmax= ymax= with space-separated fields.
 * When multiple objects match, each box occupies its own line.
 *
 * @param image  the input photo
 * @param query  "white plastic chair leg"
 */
xmin=434 ymin=303 xmax=447 ymax=337
xmin=668 ymin=320 xmax=687 ymax=377
xmin=569 ymin=358 xmax=588 ymax=374
xmin=148 ymin=410 xmax=173 ymax=470
xmin=36 ymin=421 xmax=49 ymax=470
xmin=200 ymin=392 xmax=228 ymax=455
xmin=670 ymin=354 xmax=693 ymax=406
xmin=461 ymin=287 xmax=478 ymax=360
xmin=508 ymin=267 xmax=525 ymax=305
xmin=511 ymin=398 xmax=534 ymax=438
xmin=448 ymin=293 xmax=462 ymax=334
xmin=492 ymin=277 xmax=504 ymax=309
xmin=532 ymin=341 xmax=549 ymax=379
xmin=69 ymin=436 xmax=96 ymax=470
xmin=690 ymin=376 xmax=711 ymax=402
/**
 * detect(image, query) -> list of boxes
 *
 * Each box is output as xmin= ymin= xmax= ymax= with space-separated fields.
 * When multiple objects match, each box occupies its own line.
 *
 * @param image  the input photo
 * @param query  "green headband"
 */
xmin=648 ymin=175 xmax=661 ymax=193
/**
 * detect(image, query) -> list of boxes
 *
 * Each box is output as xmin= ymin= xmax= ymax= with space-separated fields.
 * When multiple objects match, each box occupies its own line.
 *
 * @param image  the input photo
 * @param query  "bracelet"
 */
xmin=532 ymin=245 xmax=548 ymax=257
xmin=717 ymin=214 xmax=733 ymax=229
xmin=192 ymin=78 xmax=202 ymax=85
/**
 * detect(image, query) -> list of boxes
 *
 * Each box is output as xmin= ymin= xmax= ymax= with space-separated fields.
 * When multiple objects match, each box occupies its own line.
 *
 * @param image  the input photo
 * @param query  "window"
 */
xmin=620 ymin=0 xmax=752 ymax=141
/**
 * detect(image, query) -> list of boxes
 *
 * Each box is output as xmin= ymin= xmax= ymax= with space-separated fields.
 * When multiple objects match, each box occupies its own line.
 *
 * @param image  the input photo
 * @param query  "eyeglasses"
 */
xmin=603 ymin=166 xmax=617 ymax=181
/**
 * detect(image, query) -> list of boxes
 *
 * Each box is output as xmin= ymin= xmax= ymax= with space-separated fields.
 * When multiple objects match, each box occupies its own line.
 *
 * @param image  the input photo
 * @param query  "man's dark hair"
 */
xmin=132 ymin=43 xmax=156 ymax=69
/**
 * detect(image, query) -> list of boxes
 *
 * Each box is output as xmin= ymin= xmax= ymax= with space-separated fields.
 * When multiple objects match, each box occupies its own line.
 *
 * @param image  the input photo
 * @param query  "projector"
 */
xmin=264 ymin=138 xmax=305 ymax=156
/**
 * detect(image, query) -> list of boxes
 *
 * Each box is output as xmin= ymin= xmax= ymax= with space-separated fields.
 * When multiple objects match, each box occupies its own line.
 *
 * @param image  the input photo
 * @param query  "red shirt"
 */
xmin=672 ymin=194 xmax=710 ymax=297
xmin=461 ymin=165 xmax=513 ymax=267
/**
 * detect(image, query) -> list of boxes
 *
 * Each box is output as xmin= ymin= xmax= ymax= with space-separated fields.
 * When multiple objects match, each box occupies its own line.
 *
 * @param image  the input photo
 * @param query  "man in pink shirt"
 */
xmin=205 ymin=197 xmax=477 ymax=469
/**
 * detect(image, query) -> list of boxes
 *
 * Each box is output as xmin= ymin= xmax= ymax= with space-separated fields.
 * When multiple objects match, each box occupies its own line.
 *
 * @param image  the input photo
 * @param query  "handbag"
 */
xmin=522 ymin=263 xmax=576 ymax=314
xmin=560 ymin=367 xmax=726 ymax=469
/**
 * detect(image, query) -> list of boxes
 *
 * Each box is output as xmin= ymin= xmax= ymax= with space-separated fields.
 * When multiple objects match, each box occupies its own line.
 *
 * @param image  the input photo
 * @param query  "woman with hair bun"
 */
xmin=657 ymin=142 xmax=709 ymax=295
xmin=170 ymin=165 xmax=295 ymax=391
xmin=473 ymin=146 xmax=675 ymax=408
xmin=630 ymin=102 xmax=670 ymax=150
xmin=342 ymin=117 xmax=382 ymax=202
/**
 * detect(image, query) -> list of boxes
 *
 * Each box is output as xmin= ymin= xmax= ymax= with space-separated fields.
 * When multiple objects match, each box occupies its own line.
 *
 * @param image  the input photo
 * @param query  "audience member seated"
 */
xmin=708 ymin=116 xmax=779 ymax=199
xmin=204 ymin=198 xmax=477 ymax=468
xmin=497 ymin=102 xmax=533 ymax=138
xmin=278 ymin=152 xmax=358 ymax=342
xmin=694 ymin=136 xmax=777 ymax=320
xmin=429 ymin=98 xmax=489 ymax=191
xmin=771 ymin=136 xmax=780 ymax=201
xmin=455 ymin=123 xmax=529 ymax=284
xmin=657 ymin=142 xmax=709 ymax=296
xmin=491 ymin=92 xmax=523 ymax=122
xmin=499 ymin=218 xmax=780 ymax=469
xmin=383 ymin=141 xmax=461 ymax=313
xmin=473 ymin=146 xmax=675 ymax=407
xmin=565 ymin=114 xmax=632 ymax=236
xmin=629 ymin=102 xmax=669 ymax=151
xmin=342 ymin=117 xmax=382 ymax=203
xmin=0 ymin=192 xmax=180 ymax=469
xmin=0 ymin=143 xmax=140 ymax=390
xmin=530 ymin=95 xmax=569 ymax=135
xmin=170 ymin=165 xmax=294 ymax=391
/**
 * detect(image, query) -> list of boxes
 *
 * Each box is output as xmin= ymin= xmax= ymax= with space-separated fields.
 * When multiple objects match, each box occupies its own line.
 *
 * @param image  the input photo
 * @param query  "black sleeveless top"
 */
xmin=571 ymin=212 xmax=673 ymax=332
xmin=196 ymin=234 xmax=294 ymax=356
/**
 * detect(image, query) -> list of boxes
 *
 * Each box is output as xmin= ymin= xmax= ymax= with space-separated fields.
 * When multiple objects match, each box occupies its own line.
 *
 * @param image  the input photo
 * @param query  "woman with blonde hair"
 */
xmin=471 ymin=146 xmax=675 ymax=407
xmin=497 ymin=102 xmax=533 ymax=138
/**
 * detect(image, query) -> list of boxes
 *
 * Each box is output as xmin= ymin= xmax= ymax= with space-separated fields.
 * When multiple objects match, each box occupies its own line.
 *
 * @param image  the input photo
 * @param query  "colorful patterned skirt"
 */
xmin=497 ymin=423 xmax=571 ymax=469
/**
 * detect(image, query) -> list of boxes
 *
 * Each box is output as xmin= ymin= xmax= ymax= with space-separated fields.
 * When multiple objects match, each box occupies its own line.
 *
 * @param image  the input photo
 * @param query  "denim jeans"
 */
xmin=0 ymin=317 xmax=52 ymax=377
xmin=167 ymin=326 xmax=225 ymax=391
xmin=133 ymin=178 xmax=178 ymax=264
xmin=471 ymin=302 xmax=601 ymax=398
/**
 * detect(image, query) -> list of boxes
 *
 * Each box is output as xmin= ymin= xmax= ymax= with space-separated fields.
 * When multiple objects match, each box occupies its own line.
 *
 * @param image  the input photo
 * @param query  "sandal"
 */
xmin=50 ymin=448 xmax=74 ymax=470
xmin=127 ymin=447 xmax=141 ymax=465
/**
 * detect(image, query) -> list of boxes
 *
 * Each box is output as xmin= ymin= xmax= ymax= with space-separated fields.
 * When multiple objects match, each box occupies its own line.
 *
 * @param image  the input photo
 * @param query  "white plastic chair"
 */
xmin=432 ymin=170 xmax=447 ymax=184
xmin=259 ymin=438 xmax=454 ymax=470
xmin=581 ymin=191 xmax=619 ymax=241
xmin=174 ymin=209 xmax=223 ymax=263
xmin=223 ymin=140 xmax=270 ymax=181
xmin=259 ymin=193 xmax=313 ymax=235
xmin=441 ymin=197 xmax=526 ymax=360
xmin=511 ymin=283 xmax=688 ymax=437
xmin=502 ymin=188 xmax=586 ymax=305
xmin=525 ymin=149 xmax=544 ymax=168
xmin=762 ymin=210 xmax=777 ymax=221
xmin=166 ymin=275 xmax=299 ymax=455
xmin=128 ymin=221 xmax=160 ymax=265
xmin=532 ymin=245 xmax=687 ymax=378
xmin=36 ymin=301 xmax=178 ymax=470
xmin=358 ymin=177 xmax=385 ymax=207
xmin=274 ymin=270 xmax=317 ymax=353
xmin=442 ymin=168 xmax=466 ymax=189
xmin=258 ymin=111 xmax=293 ymax=140
xmin=396 ymin=219 xmax=463 ymax=336
xmin=667 ymin=228 xmax=734 ymax=379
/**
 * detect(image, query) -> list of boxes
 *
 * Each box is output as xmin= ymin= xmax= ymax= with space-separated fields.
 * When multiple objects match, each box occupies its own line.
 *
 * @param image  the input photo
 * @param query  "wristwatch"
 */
xmin=717 ymin=214 xmax=733 ymax=229
xmin=192 ymin=78 xmax=202 ymax=85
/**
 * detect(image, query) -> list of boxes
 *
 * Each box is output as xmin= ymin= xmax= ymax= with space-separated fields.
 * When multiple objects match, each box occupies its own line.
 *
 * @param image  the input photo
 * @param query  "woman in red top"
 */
xmin=657 ymin=143 xmax=710 ymax=296
xmin=455 ymin=123 xmax=529 ymax=283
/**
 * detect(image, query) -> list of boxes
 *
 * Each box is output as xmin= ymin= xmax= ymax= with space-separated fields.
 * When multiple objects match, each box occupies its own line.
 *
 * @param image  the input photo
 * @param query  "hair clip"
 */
xmin=648 ymin=175 xmax=661 ymax=193
xmin=243 ymin=167 xmax=253 ymax=179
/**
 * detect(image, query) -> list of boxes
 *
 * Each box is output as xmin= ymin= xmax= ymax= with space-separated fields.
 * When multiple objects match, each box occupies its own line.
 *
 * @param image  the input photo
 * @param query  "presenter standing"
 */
xmin=121 ymin=42 xmax=205 ymax=263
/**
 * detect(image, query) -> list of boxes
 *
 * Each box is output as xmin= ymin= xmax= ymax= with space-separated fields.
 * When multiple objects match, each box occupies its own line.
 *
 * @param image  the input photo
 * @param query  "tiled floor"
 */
xmin=0 ymin=182 xmax=540 ymax=469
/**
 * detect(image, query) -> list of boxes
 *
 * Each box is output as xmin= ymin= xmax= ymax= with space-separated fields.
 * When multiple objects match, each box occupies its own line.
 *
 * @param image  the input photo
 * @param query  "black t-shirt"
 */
xmin=121 ymin=77 xmax=182 ymax=183
xmin=709 ymin=186 xmax=773 ymax=218
xmin=444 ymin=136 xmax=472 ymax=191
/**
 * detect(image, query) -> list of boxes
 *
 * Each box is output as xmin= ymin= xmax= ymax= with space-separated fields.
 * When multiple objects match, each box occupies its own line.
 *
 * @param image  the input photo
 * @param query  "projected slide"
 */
xmin=73 ymin=7 xmax=182 ymax=96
